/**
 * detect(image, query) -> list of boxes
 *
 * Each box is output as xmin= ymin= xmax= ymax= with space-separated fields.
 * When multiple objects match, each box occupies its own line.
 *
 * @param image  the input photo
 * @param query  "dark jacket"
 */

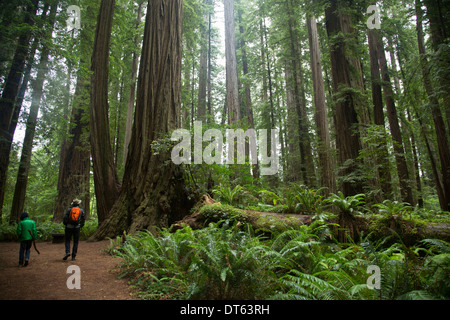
xmin=63 ymin=205 xmax=85 ymax=229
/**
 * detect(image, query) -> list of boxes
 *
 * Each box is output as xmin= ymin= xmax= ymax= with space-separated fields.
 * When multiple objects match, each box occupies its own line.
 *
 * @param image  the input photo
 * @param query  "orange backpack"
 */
xmin=69 ymin=207 xmax=81 ymax=224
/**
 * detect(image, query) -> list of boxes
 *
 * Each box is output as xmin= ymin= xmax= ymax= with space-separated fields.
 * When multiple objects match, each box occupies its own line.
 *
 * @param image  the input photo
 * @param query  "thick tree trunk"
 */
xmin=92 ymin=0 xmax=191 ymax=240
xmin=416 ymin=0 xmax=450 ymax=210
xmin=53 ymin=72 xmax=91 ymax=222
xmin=89 ymin=0 xmax=120 ymax=224
xmin=224 ymin=0 xmax=240 ymax=125
xmin=0 ymin=0 xmax=39 ymax=220
xmin=9 ymin=3 xmax=57 ymax=223
xmin=307 ymin=15 xmax=336 ymax=195
xmin=325 ymin=0 xmax=364 ymax=196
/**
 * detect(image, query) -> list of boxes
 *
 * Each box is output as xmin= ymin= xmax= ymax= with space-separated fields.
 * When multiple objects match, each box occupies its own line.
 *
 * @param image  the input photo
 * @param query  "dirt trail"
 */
xmin=0 ymin=240 xmax=138 ymax=300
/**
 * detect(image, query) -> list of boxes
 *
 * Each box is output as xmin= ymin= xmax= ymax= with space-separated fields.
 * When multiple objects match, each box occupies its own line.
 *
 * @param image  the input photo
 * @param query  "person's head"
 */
xmin=71 ymin=198 xmax=81 ymax=207
xmin=20 ymin=212 xmax=29 ymax=221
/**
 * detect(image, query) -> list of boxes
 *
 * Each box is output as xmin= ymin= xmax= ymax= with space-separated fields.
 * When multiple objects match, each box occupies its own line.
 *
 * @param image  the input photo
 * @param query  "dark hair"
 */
xmin=20 ymin=212 xmax=29 ymax=220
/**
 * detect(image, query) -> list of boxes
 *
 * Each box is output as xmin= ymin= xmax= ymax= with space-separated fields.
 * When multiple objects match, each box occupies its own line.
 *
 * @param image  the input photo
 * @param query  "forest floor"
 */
xmin=0 ymin=240 xmax=139 ymax=300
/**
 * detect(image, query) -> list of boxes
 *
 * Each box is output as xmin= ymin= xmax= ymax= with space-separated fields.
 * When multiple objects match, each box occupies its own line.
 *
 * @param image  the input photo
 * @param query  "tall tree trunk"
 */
xmin=123 ymin=1 xmax=145 ymax=166
xmin=0 ymin=0 xmax=39 ymax=219
xmin=10 ymin=2 xmax=57 ymax=223
xmin=224 ymin=0 xmax=240 ymax=125
xmin=284 ymin=64 xmax=302 ymax=183
xmin=89 ymin=0 xmax=120 ymax=224
xmin=238 ymin=5 xmax=259 ymax=179
xmin=285 ymin=0 xmax=315 ymax=187
xmin=367 ymin=29 xmax=393 ymax=199
xmin=325 ymin=0 xmax=364 ymax=196
xmin=92 ymin=0 xmax=190 ymax=239
xmin=0 ymin=34 xmax=39 ymax=224
xmin=373 ymin=30 xmax=414 ymax=205
xmin=53 ymin=74 xmax=91 ymax=222
xmin=197 ymin=1 xmax=210 ymax=121
xmin=416 ymin=0 xmax=450 ymax=210
xmin=307 ymin=15 xmax=336 ymax=194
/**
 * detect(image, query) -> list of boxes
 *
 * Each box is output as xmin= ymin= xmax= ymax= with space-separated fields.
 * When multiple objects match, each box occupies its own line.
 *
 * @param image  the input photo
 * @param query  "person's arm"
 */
xmin=80 ymin=209 xmax=85 ymax=228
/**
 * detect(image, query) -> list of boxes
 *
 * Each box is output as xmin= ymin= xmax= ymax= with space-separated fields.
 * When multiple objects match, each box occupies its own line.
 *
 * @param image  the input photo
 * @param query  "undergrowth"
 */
xmin=106 ymin=219 xmax=449 ymax=300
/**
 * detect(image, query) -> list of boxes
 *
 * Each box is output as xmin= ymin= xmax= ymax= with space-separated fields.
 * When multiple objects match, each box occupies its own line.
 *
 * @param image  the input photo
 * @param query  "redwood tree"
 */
xmin=89 ymin=0 xmax=120 ymax=224
xmin=92 ymin=0 xmax=190 ymax=239
xmin=325 ymin=0 xmax=365 ymax=196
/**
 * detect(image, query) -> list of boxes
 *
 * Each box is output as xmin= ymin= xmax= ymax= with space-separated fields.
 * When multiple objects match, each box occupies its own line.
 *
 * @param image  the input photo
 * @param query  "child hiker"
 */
xmin=16 ymin=212 xmax=37 ymax=267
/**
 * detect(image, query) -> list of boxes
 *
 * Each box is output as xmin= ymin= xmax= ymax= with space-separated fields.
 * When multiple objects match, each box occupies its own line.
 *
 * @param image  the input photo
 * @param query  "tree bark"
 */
xmin=0 ymin=0 xmax=39 ymax=219
xmin=197 ymin=1 xmax=210 ymax=121
xmin=10 ymin=2 xmax=57 ymax=223
xmin=53 ymin=70 xmax=91 ymax=222
xmin=325 ymin=0 xmax=364 ymax=196
xmin=373 ymin=30 xmax=414 ymax=205
xmin=224 ymin=0 xmax=240 ymax=125
xmin=92 ymin=0 xmax=191 ymax=239
xmin=367 ymin=29 xmax=393 ymax=199
xmin=89 ymin=0 xmax=120 ymax=224
xmin=416 ymin=0 xmax=450 ymax=210
xmin=307 ymin=15 xmax=336 ymax=195
xmin=123 ymin=1 xmax=145 ymax=166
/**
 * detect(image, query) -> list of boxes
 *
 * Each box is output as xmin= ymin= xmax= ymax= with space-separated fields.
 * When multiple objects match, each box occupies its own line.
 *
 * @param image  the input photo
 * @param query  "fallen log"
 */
xmin=171 ymin=195 xmax=450 ymax=245
xmin=171 ymin=194 xmax=313 ymax=233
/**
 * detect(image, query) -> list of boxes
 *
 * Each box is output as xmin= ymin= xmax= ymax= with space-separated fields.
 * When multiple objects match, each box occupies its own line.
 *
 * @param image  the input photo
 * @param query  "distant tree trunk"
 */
xmin=325 ymin=0 xmax=364 ymax=196
xmin=307 ymin=15 xmax=336 ymax=194
xmin=238 ymin=6 xmax=259 ymax=179
xmin=284 ymin=64 xmax=302 ymax=182
xmin=373 ymin=30 xmax=414 ymax=205
xmin=89 ymin=0 xmax=120 ymax=224
xmin=197 ymin=2 xmax=210 ymax=121
xmin=367 ymin=29 xmax=393 ymax=199
xmin=10 ymin=2 xmax=57 ymax=223
xmin=224 ymin=0 xmax=240 ymax=125
xmin=123 ymin=1 xmax=144 ymax=166
xmin=207 ymin=4 xmax=213 ymax=123
xmin=53 ymin=70 xmax=91 ymax=222
xmin=285 ymin=0 xmax=315 ymax=187
xmin=416 ymin=0 xmax=450 ymax=210
xmin=0 ymin=0 xmax=39 ymax=220
xmin=92 ymin=0 xmax=190 ymax=239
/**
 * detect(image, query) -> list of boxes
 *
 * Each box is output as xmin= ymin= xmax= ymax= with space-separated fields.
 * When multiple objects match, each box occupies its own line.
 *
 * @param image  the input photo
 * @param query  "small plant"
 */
xmin=326 ymin=192 xmax=366 ymax=242
xmin=212 ymin=185 xmax=243 ymax=206
xmin=373 ymin=199 xmax=412 ymax=218
xmin=327 ymin=192 xmax=366 ymax=216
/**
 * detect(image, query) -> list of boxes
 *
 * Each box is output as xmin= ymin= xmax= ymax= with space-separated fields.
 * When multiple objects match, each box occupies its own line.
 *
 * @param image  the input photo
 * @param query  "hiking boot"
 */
xmin=63 ymin=253 xmax=71 ymax=260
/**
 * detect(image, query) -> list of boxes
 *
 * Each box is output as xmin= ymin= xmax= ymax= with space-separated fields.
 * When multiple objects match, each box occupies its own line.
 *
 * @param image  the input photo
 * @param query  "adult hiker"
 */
xmin=16 ymin=212 xmax=37 ymax=267
xmin=63 ymin=198 xmax=85 ymax=261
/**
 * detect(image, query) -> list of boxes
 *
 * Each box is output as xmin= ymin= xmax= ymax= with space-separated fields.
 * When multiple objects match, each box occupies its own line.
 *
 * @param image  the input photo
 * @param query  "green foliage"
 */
xmin=108 ymin=216 xmax=449 ymax=300
xmin=211 ymin=185 xmax=243 ymax=206
xmin=327 ymin=192 xmax=366 ymax=216
xmin=373 ymin=199 xmax=413 ymax=218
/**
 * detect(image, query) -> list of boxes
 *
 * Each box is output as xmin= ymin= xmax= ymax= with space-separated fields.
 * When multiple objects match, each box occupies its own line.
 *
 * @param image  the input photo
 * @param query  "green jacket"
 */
xmin=16 ymin=217 xmax=37 ymax=242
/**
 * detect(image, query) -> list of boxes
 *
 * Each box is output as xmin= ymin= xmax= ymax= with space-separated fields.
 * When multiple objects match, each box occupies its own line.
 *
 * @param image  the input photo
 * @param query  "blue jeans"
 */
xmin=19 ymin=240 xmax=32 ymax=265
xmin=65 ymin=227 xmax=80 ymax=257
